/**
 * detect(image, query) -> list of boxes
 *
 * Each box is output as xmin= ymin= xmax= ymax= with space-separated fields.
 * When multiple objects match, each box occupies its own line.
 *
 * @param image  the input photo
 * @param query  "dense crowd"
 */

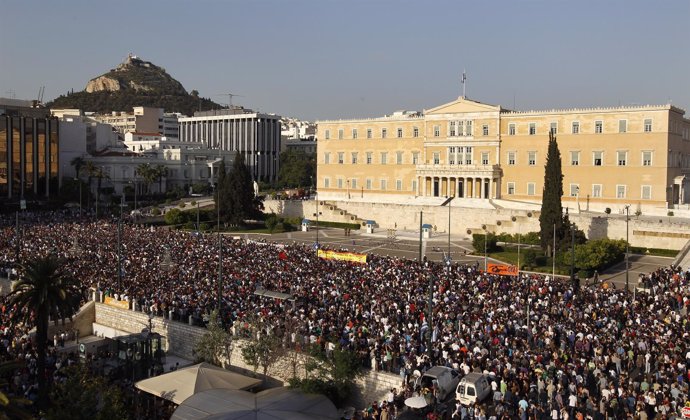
xmin=1 ymin=211 xmax=690 ymax=419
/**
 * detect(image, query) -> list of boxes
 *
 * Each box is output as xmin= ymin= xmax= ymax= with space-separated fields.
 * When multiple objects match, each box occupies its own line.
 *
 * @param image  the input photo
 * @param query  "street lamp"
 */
xmin=117 ymin=195 xmax=124 ymax=292
xmin=624 ymin=204 xmax=630 ymax=292
xmin=570 ymin=222 xmax=577 ymax=292
xmin=313 ymin=192 xmax=321 ymax=253
xmin=483 ymin=225 xmax=488 ymax=271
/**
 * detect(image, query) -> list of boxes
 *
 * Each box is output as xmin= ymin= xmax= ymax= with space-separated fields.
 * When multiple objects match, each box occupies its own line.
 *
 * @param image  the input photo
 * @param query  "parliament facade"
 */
xmin=316 ymin=97 xmax=690 ymax=211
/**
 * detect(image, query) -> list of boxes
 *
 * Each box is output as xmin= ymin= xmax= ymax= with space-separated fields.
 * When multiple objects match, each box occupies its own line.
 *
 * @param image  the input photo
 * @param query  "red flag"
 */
xmin=278 ymin=251 xmax=287 ymax=260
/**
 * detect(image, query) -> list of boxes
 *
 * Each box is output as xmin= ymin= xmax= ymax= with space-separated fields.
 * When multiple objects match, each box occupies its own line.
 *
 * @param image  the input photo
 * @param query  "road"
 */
xmin=235 ymin=227 xmax=673 ymax=288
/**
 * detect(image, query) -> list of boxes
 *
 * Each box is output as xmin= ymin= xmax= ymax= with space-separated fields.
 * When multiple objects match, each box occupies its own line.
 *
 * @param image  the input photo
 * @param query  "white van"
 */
xmin=455 ymin=372 xmax=491 ymax=406
xmin=414 ymin=366 xmax=461 ymax=401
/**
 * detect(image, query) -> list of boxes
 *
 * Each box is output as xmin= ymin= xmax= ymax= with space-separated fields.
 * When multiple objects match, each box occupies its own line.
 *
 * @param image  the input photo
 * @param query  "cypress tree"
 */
xmin=226 ymin=153 xmax=259 ymax=226
xmin=539 ymin=132 xmax=564 ymax=252
xmin=215 ymin=160 xmax=228 ymax=222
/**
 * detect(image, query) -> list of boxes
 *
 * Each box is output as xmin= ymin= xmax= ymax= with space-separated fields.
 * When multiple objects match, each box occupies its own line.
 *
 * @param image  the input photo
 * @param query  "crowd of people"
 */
xmin=1 ymin=211 xmax=690 ymax=419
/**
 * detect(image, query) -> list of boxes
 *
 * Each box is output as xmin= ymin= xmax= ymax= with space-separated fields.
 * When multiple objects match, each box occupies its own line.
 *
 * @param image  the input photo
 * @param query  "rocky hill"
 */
xmin=47 ymin=54 xmax=222 ymax=116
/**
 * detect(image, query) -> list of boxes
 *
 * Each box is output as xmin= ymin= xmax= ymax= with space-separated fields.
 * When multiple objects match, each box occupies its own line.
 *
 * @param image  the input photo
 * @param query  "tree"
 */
xmin=83 ymin=161 xmax=97 ymax=211
xmin=70 ymin=156 xmax=85 ymax=180
xmin=289 ymin=344 xmax=363 ymax=407
xmin=0 ymin=361 xmax=32 ymax=420
xmin=240 ymin=320 xmax=283 ymax=377
xmin=46 ymin=363 xmax=129 ymax=420
xmin=193 ymin=310 xmax=232 ymax=367
xmin=221 ymin=153 xmax=263 ymax=226
xmin=539 ymin=132 xmax=564 ymax=253
xmin=152 ymin=164 xmax=169 ymax=193
xmin=136 ymin=163 xmax=156 ymax=195
xmin=277 ymin=150 xmax=316 ymax=188
xmin=7 ymin=254 xmax=81 ymax=406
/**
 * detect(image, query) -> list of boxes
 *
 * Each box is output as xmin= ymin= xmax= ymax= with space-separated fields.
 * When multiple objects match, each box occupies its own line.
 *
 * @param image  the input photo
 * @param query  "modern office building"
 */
xmin=316 ymin=97 xmax=690 ymax=212
xmin=0 ymin=98 xmax=60 ymax=200
xmin=179 ymin=109 xmax=281 ymax=182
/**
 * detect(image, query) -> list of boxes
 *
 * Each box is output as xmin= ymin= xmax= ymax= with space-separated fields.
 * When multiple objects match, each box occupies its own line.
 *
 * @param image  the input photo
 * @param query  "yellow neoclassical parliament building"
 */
xmin=316 ymin=97 xmax=690 ymax=211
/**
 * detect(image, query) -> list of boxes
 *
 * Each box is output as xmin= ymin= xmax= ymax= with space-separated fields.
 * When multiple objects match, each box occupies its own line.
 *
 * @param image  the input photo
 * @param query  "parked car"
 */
xmin=456 ymin=372 xmax=491 ymax=406
xmin=414 ymin=366 xmax=462 ymax=401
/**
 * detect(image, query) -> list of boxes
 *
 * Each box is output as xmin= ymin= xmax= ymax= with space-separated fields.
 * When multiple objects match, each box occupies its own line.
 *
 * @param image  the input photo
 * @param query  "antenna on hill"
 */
xmin=215 ymin=92 xmax=244 ymax=109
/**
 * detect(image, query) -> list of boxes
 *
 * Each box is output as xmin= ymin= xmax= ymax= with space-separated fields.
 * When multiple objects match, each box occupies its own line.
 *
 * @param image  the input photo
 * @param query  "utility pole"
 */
xmin=217 ymin=186 xmax=222 ymax=315
xmin=117 ymin=195 xmax=124 ymax=292
xmin=625 ymin=204 xmax=630 ymax=292
xmin=571 ymin=223 xmax=577 ymax=292
xmin=315 ymin=193 xmax=320 ymax=253
xmin=427 ymin=273 xmax=434 ymax=359
xmin=418 ymin=211 xmax=423 ymax=261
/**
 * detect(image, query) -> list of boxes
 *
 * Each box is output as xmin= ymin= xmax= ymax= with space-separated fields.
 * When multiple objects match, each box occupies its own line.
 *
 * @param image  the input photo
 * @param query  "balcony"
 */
xmin=416 ymin=164 xmax=502 ymax=178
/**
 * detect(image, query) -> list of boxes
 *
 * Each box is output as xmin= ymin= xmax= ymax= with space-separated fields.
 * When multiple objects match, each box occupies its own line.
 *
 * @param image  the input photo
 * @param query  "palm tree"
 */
xmin=0 ymin=361 xmax=33 ymax=419
xmin=8 ymin=254 xmax=81 ymax=406
xmin=135 ymin=163 xmax=155 ymax=195
xmin=83 ymin=161 xmax=97 ymax=212
xmin=153 ymin=164 xmax=169 ymax=194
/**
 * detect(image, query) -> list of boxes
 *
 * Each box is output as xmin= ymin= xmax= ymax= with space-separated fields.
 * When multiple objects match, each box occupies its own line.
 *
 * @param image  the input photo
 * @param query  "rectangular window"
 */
xmin=592 ymin=184 xmax=602 ymax=198
xmin=324 ymin=152 xmax=330 ymax=164
xmin=380 ymin=179 xmax=387 ymax=190
xmin=396 ymin=179 xmax=402 ymax=191
xmin=412 ymin=180 xmax=417 ymax=193
xmin=641 ymin=185 xmax=651 ymax=200
xmin=338 ymin=152 xmax=344 ymax=164
xmin=572 ymin=121 xmax=580 ymax=134
xmin=381 ymin=128 xmax=387 ymax=139
xmin=412 ymin=152 xmax=420 ymax=164
xmin=324 ymin=130 xmax=330 ymax=140
xmin=571 ymin=151 xmax=580 ymax=166
xmin=433 ymin=152 xmax=440 ymax=165
xmin=397 ymin=128 xmax=403 ymax=138
xmin=570 ymin=184 xmax=580 ymax=197
xmin=527 ymin=183 xmax=535 ymax=196
xmin=380 ymin=152 xmax=387 ymax=164
xmin=449 ymin=121 xmax=456 ymax=137
xmin=481 ymin=152 xmax=489 ymax=165
xmin=396 ymin=151 xmax=403 ymax=165
xmin=366 ymin=152 xmax=372 ymax=164
xmin=617 ymin=151 xmax=627 ymax=166
xmin=324 ymin=178 xmax=330 ymax=188
xmin=550 ymin=122 xmax=558 ymax=135
xmin=644 ymin=119 xmax=652 ymax=133
xmin=465 ymin=146 xmax=473 ymax=164
xmin=352 ymin=129 xmax=358 ymax=139
xmin=466 ymin=120 xmax=473 ymax=136
xmin=528 ymin=151 xmax=536 ymax=165
xmin=507 ymin=182 xmax=515 ymax=195
xmin=433 ymin=125 xmax=440 ymax=137
xmin=593 ymin=151 xmax=603 ymax=166
xmin=482 ymin=125 xmax=489 ymax=136
xmin=458 ymin=121 xmax=464 ymax=136
xmin=529 ymin=123 xmax=536 ymax=135
xmin=413 ymin=127 xmax=419 ymax=137
xmin=642 ymin=151 xmax=652 ymax=166
xmin=338 ymin=129 xmax=344 ymax=140
xmin=616 ymin=185 xmax=626 ymax=199
xmin=618 ymin=120 xmax=627 ymax=133
xmin=509 ymin=124 xmax=516 ymax=136
xmin=366 ymin=178 xmax=372 ymax=190
xmin=366 ymin=129 xmax=372 ymax=139
xmin=351 ymin=179 xmax=357 ymax=189
xmin=351 ymin=152 xmax=358 ymax=164
xmin=595 ymin=121 xmax=603 ymax=134
xmin=508 ymin=151 xmax=516 ymax=165
xmin=337 ymin=178 xmax=343 ymax=188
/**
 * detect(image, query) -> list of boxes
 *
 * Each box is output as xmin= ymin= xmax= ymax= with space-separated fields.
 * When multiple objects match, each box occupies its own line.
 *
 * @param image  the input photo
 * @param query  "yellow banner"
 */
xmin=104 ymin=296 xmax=130 ymax=310
xmin=317 ymin=249 xmax=367 ymax=264
xmin=487 ymin=263 xmax=518 ymax=276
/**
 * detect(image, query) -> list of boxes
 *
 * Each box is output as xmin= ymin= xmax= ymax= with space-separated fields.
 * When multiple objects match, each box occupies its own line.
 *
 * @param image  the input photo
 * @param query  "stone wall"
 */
xmin=93 ymin=302 xmax=400 ymax=408
xmin=264 ymin=199 xmax=690 ymax=250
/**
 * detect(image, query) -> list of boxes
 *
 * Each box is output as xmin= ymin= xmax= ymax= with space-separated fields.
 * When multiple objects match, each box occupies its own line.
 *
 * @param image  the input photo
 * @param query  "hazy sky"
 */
xmin=1 ymin=0 xmax=688 ymax=121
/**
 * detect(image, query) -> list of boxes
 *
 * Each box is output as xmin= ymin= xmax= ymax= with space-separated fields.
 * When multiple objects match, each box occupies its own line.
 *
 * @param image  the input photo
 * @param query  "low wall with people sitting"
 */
xmin=92 ymin=300 xmax=401 ymax=408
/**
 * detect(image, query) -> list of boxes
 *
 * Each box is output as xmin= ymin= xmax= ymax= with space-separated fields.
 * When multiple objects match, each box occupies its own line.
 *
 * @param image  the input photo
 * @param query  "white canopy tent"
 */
xmin=170 ymin=387 xmax=339 ymax=420
xmin=135 ymin=363 xmax=262 ymax=405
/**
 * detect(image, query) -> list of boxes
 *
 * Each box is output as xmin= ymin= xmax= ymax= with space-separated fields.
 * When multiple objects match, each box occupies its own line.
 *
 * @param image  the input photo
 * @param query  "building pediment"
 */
xmin=425 ymin=97 xmax=501 ymax=115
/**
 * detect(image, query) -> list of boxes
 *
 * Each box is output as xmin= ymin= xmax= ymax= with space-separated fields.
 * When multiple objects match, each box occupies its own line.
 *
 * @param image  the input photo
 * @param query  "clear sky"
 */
xmin=1 ymin=0 xmax=688 ymax=121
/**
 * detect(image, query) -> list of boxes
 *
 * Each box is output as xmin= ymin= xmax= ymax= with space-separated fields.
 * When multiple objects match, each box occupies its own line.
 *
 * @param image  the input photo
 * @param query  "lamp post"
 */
xmin=196 ymin=201 xmax=200 ymax=233
xmin=483 ymin=225 xmax=488 ymax=271
xmin=314 ymin=193 xmax=320 ymax=253
xmin=117 ymin=195 xmax=124 ymax=292
xmin=624 ymin=204 xmax=630 ymax=292
xmin=217 ymin=184 xmax=222 ymax=314
xmin=570 ymin=222 xmax=577 ymax=292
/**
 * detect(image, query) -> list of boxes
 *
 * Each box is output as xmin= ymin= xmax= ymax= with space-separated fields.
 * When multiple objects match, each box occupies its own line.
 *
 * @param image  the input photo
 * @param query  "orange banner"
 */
xmin=104 ymin=296 xmax=130 ymax=309
xmin=317 ymin=249 xmax=367 ymax=264
xmin=487 ymin=263 xmax=518 ymax=276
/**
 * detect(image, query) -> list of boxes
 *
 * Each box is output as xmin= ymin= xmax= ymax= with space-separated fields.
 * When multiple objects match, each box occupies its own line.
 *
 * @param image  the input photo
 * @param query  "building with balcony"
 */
xmin=316 ymin=97 xmax=690 ymax=212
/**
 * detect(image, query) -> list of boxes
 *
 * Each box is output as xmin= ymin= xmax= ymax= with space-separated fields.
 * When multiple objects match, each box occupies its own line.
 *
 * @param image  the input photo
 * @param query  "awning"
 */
xmin=135 ymin=362 xmax=261 ymax=405
xmin=254 ymin=289 xmax=295 ymax=301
